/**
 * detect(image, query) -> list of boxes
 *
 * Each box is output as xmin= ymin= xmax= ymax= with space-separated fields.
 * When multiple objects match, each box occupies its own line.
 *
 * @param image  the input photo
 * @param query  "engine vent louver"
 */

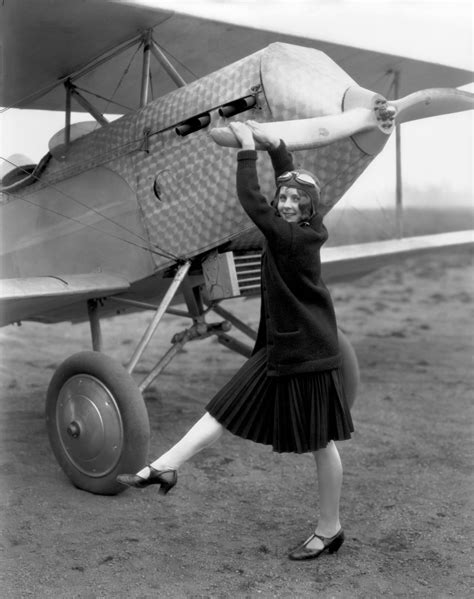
xmin=202 ymin=251 xmax=262 ymax=300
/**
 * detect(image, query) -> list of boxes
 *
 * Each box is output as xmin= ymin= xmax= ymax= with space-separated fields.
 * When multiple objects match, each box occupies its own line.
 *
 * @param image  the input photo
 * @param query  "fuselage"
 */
xmin=0 ymin=43 xmax=376 ymax=323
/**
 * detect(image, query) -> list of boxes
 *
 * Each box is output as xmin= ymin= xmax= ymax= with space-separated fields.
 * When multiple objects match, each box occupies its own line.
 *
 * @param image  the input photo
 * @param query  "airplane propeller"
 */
xmin=390 ymin=88 xmax=474 ymax=124
xmin=210 ymin=86 xmax=474 ymax=155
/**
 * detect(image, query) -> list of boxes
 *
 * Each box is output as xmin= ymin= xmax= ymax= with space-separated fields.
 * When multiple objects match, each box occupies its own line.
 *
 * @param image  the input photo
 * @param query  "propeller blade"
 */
xmin=210 ymin=108 xmax=378 ymax=151
xmin=391 ymin=88 xmax=474 ymax=124
xmin=210 ymin=87 xmax=473 ymax=152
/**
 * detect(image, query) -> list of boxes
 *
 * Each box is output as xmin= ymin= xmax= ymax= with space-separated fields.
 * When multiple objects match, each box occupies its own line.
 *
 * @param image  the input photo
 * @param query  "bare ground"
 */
xmin=0 ymin=248 xmax=473 ymax=598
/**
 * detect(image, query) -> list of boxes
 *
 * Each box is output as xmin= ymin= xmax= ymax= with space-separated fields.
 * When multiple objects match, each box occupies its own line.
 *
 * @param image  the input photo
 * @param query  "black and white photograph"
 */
xmin=1 ymin=1 xmax=472 ymax=597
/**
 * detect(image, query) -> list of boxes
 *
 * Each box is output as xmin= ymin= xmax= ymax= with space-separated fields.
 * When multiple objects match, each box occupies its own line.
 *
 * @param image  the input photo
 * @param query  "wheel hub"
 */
xmin=56 ymin=374 xmax=124 ymax=477
xmin=66 ymin=421 xmax=81 ymax=438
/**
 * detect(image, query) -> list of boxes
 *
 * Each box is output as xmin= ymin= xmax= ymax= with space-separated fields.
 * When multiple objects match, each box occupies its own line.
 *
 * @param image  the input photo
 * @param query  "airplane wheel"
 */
xmin=45 ymin=351 xmax=150 ymax=495
xmin=338 ymin=329 xmax=360 ymax=409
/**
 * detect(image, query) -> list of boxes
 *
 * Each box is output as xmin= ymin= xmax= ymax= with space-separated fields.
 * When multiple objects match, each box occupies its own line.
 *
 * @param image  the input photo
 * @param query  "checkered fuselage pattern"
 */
xmin=9 ymin=44 xmax=376 ymax=275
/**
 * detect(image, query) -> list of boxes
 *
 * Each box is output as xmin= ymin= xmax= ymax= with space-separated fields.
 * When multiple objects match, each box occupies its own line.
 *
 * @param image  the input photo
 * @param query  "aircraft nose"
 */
xmin=261 ymin=43 xmax=353 ymax=120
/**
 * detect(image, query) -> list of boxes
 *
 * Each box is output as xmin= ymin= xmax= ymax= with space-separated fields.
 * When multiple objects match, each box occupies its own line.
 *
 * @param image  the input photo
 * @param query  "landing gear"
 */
xmin=44 ymin=257 xmax=360 ymax=496
xmin=44 ymin=260 xmax=246 ymax=496
xmin=46 ymin=351 xmax=149 ymax=495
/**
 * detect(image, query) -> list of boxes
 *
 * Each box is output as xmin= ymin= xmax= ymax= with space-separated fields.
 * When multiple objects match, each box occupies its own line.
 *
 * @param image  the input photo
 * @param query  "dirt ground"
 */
xmin=0 ymin=248 xmax=472 ymax=598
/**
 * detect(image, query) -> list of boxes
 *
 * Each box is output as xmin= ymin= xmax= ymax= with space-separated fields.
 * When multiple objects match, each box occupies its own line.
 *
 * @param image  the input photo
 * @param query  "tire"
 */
xmin=338 ymin=329 xmax=359 ymax=409
xmin=45 ymin=351 xmax=150 ymax=495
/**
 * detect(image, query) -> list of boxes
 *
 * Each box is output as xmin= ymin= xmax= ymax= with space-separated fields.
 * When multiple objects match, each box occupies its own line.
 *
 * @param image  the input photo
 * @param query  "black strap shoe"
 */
xmin=288 ymin=528 xmax=345 ymax=561
xmin=117 ymin=466 xmax=177 ymax=495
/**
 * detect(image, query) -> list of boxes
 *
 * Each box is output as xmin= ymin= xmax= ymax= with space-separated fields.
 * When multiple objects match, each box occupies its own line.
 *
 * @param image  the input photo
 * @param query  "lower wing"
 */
xmin=322 ymin=230 xmax=473 ymax=283
xmin=1 ymin=231 xmax=471 ymax=325
xmin=0 ymin=273 xmax=130 ymax=326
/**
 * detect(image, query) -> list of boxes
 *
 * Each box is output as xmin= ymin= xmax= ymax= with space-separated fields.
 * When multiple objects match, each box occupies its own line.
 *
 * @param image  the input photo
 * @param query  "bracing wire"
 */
xmin=318 ymin=154 xmax=398 ymax=240
xmin=6 ymin=191 xmax=175 ymax=260
xmin=0 ymin=157 xmax=145 ymax=243
xmin=2 ymin=90 xmax=234 ymax=189
xmin=102 ymin=40 xmax=143 ymax=115
xmin=0 ymin=30 xmax=146 ymax=115
xmin=72 ymin=85 xmax=133 ymax=113
xmin=336 ymin=47 xmax=405 ymax=98
xmin=0 ymin=157 xmax=179 ymax=261
xmin=34 ymin=135 xmax=145 ymax=182
xmin=1 ymin=40 xmax=146 ymax=204
xmin=152 ymin=40 xmax=199 ymax=81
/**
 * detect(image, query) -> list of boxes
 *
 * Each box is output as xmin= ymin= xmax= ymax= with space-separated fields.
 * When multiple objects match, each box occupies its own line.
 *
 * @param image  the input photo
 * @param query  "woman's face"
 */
xmin=277 ymin=186 xmax=303 ymax=223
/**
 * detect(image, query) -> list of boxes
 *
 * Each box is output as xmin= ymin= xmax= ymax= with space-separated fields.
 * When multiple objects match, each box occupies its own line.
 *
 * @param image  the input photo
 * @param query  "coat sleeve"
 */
xmin=268 ymin=140 xmax=295 ymax=180
xmin=235 ymin=148 xmax=293 ymax=250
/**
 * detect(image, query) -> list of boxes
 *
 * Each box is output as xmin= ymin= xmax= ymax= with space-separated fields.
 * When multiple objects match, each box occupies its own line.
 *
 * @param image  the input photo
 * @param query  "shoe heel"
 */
xmin=155 ymin=470 xmax=177 ymax=495
xmin=328 ymin=531 xmax=345 ymax=554
xmin=158 ymin=483 xmax=171 ymax=496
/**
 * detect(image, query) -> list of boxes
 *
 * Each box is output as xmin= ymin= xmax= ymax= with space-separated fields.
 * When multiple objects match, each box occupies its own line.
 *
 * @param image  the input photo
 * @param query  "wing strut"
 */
xmin=55 ymin=79 xmax=110 ymax=158
xmin=3 ymin=22 xmax=191 ymax=113
xmin=150 ymin=40 xmax=187 ymax=88
xmin=140 ymin=32 xmax=187 ymax=106
xmin=391 ymin=69 xmax=404 ymax=239
xmin=65 ymin=80 xmax=109 ymax=126
xmin=140 ymin=30 xmax=153 ymax=107
xmin=65 ymin=84 xmax=72 ymax=147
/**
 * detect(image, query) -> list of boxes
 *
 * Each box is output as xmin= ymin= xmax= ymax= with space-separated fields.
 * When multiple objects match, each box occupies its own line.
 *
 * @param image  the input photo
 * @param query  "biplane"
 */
xmin=1 ymin=0 xmax=473 ymax=495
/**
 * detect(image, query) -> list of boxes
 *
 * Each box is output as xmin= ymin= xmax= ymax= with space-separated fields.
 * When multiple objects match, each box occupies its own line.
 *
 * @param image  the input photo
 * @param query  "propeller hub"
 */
xmin=343 ymin=86 xmax=396 ymax=155
xmin=375 ymin=103 xmax=397 ymax=128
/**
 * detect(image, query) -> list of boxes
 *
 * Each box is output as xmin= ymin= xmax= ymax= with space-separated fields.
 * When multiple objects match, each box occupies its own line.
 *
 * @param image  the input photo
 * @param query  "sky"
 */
xmin=1 ymin=0 xmax=473 ymax=210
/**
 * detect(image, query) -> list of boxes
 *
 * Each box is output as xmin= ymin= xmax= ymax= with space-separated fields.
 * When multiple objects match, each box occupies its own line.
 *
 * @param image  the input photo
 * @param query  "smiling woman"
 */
xmin=277 ymin=187 xmax=305 ymax=223
xmin=117 ymin=120 xmax=355 ymax=561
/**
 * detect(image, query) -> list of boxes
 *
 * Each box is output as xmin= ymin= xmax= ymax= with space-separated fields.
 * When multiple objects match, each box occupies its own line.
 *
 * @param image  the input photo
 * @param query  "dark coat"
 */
xmin=236 ymin=142 xmax=341 ymax=376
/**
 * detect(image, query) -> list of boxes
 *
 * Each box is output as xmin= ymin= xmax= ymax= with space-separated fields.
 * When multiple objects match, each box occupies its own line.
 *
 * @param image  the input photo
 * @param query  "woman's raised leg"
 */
xmin=140 ymin=412 xmax=224 ymax=475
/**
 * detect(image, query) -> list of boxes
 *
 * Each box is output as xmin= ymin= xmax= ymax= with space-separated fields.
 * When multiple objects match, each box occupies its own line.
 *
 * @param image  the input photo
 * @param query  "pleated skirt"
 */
xmin=206 ymin=348 xmax=354 ymax=453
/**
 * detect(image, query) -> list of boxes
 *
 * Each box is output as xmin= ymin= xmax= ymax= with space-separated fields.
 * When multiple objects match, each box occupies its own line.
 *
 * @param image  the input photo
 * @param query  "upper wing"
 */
xmin=0 ymin=273 xmax=130 ymax=326
xmin=1 ymin=0 xmax=472 ymax=113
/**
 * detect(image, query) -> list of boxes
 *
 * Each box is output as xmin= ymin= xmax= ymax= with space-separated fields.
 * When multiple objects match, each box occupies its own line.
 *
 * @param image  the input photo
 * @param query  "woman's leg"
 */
xmin=137 ymin=412 xmax=224 ymax=478
xmin=305 ymin=441 xmax=343 ymax=550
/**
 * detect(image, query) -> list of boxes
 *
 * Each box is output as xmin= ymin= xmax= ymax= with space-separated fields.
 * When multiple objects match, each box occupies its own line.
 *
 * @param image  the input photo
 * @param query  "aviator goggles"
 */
xmin=276 ymin=171 xmax=319 ymax=189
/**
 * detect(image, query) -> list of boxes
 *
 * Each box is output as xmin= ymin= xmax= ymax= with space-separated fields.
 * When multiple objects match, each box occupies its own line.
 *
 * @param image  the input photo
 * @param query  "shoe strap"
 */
xmin=302 ymin=533 xmax=318 ymax=548
xmin=312 ymin=533 xmax=328 ymax=546
xmin=312 ymin=529 xmax=342 ymax=545
xmin=298 ymin=528 xmax=342 ymax=552
xmin=148 ymin=465 xmax=175 ymax=474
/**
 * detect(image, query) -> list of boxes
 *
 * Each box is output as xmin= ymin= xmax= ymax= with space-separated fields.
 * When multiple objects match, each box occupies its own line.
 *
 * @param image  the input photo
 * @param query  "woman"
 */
xmin=117 ymin=121 xmax=354 ymax=561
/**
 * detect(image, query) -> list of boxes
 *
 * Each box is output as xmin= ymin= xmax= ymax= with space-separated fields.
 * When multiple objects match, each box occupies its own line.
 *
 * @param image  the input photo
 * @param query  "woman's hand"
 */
xmin=228 ymin=121 xmax=255 ymax=150
xmin=245 ymin=120 xmax=280 ymax=150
